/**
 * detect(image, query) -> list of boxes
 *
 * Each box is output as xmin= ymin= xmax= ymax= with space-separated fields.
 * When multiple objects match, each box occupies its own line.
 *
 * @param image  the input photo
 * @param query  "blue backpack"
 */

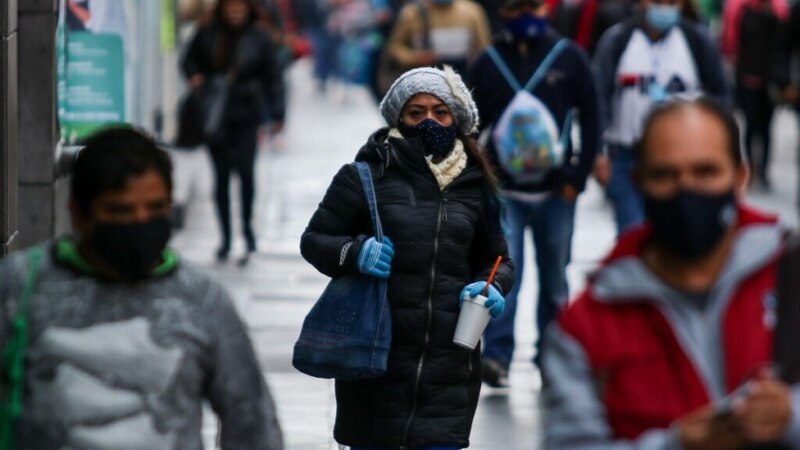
xmin=487 ymin=39 xmax=572 ymax=185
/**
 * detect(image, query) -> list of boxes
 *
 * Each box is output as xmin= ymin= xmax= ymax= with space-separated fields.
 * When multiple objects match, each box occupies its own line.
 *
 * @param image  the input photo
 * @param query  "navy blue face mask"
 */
xmin=504 ymin=13 xmax=549 ymax=40
xmin=644 ymin=189 xmax=737 ymax=260
xmin=398 ymin=119 xmax=458 ymax=160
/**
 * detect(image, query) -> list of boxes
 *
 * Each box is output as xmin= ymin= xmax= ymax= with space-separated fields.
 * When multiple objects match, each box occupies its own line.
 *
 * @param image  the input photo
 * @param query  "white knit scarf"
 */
xmin=389 ymin=128 xmax=468 ymax=190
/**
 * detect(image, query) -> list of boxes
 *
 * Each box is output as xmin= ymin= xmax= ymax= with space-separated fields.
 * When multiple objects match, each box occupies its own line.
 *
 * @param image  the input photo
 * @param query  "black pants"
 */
xmin=737 ymin=82 xmax=775 ymax=181
xmin=208 ymin=123 xmax=258 ymax=248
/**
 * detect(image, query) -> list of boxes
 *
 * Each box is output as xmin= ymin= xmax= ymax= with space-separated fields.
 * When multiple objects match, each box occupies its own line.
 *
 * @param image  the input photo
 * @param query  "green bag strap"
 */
xmin=0 ymin=247 xmax=43 ymax=450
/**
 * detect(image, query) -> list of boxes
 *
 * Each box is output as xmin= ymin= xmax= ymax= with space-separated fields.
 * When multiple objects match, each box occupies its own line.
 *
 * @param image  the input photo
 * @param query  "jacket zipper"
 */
xmin=400 ymin=196 xmax=445 ymax=449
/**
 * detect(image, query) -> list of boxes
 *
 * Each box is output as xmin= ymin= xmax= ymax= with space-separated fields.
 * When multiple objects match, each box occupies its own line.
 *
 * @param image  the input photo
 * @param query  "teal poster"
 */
xmin=57 ymin=0 xmax=127 ymax=142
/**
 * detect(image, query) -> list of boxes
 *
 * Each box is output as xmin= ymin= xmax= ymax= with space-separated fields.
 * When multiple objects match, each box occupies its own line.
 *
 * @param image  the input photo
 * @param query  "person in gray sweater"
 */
xmin=0 ymin=127 xmax=283 ymax=450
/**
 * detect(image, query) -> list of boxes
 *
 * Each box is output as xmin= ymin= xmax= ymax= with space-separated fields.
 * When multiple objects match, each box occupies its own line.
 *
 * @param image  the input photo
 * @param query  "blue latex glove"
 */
xmin=356 ymin=236 xmax=394 ymax=279
xmin=460 ymin=281 xmax=505 ymax=319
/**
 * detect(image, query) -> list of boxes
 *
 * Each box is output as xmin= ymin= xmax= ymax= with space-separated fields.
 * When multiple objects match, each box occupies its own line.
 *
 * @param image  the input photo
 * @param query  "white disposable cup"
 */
xmin=453 ymin=294 xmax=492 ymax=350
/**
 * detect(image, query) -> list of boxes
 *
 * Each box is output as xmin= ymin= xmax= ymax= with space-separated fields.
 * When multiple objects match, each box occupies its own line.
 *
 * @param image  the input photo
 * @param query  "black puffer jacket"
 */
xmin=300 ymin=129 xmax=513 ymax=449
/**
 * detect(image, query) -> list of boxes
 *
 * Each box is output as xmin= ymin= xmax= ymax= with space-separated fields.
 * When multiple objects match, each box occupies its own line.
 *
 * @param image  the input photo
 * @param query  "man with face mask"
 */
xmin=593 ymin=0 xmax=728 ymax=235
xmin=466 ymin=0 xmax=600 ymax=387
xmin=541 ymin=98 xmax=799 ymax=450
xmin=0 ymin=127 xmax=283 ymax=449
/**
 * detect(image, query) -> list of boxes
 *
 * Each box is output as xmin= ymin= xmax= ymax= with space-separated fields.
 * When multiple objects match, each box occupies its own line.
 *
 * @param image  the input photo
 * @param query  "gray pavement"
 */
xmin=169 ymin=59 xmax=800 ymax=449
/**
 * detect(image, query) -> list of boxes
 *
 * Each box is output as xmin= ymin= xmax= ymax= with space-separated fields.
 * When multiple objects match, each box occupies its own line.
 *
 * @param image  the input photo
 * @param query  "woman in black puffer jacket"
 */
xmin=182 ymin=0 xmax=285 ymax=263
xmin=300 ymin=66 xmax=513 ymax=450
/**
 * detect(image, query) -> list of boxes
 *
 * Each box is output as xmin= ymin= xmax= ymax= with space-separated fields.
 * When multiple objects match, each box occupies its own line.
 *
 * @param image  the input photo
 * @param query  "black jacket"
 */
xmin=300 ymin=129 xmax=513 ymax=449
xmin=181 ymin=22 xmax=286 ymax=125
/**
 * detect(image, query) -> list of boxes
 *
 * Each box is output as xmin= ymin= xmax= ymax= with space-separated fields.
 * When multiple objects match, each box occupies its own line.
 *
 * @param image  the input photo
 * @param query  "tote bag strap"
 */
xmin=354 ymin=162 xmax=384 ymax=241
xmin=0 ymin=247 xmax=44 ymax=450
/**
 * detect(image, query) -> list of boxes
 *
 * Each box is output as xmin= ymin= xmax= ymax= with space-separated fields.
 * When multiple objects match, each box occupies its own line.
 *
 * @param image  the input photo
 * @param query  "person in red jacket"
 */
xmin=542 ymin=97 xmax=800 ymax=449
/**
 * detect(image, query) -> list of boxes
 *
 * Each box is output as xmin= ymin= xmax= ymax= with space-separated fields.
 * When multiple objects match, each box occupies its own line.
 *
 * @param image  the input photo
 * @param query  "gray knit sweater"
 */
xmin=0 ymin=242 xmax=283 ymax=450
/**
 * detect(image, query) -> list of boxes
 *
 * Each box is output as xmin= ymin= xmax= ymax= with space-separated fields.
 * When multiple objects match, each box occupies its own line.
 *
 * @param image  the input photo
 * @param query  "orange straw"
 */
xmin=482 ymin=256 xmax=503 ymax=296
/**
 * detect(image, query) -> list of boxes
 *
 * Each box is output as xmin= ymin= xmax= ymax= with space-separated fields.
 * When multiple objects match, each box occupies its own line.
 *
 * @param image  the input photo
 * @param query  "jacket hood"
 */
xmin=354 ymin=128 xmax=430 ymax=178
xmin=354 ymin=127 xmax=393 ymax=164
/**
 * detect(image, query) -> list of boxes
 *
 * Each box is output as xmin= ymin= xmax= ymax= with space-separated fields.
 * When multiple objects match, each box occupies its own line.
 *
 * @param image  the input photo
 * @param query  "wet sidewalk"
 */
xmin=169 ymin=60 xmax=800 ymax=449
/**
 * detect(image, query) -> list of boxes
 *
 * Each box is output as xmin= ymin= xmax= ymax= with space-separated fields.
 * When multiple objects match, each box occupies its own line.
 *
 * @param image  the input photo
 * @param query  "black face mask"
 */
xmin=644 ymin=189 xmax=738 ymax=260
xmin=398 ymin=119 xmax=458 ymax=160
xmin=88 ymin=217 xmax=172 ymax=280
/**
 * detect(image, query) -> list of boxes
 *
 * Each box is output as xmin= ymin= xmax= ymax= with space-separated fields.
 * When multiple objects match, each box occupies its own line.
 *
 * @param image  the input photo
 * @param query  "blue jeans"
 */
xmin=308 ymin=28 xmax=340 ymax=82
xmin=607 ymin=147 xmax=644 ymax=235
xmin=482 ymin=195 xmax=576 ymax=369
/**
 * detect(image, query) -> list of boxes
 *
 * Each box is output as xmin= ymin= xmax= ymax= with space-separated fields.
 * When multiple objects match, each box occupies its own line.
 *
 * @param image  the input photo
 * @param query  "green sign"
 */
xmin=59 ymin=32 xmax=126 ymax=142
xmin=161 ymin=0 xmax=177 ymax=51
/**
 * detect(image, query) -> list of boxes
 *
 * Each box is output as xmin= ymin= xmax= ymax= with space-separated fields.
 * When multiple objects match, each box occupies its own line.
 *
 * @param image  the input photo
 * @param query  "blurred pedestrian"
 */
xmin=300 ymin=66 xmax=513 ymax=449
xmin=0 ymin=127 xmax=283 ymax=450
xmin=775 ymin=0 xmax=800 ymax=105
xmin=293 ymin=0 xmax=338 ymax=90
xmin=182 ymin=0 xmax=286 ymax=263
xmin=466 ymin=0 xmax=600 ymax=386
xmin=551 ymin=0 xmax=634 ymax=57
xmin=775 ymin=0 xmax=800 ymax=214
xmin=327 ymin=0 xmax=392 ymax=89
xmin=722 ymin=0 xmax=788 ymax=190
xmin=271 ymin=0 xmax=314 ymax=63
xmin=385 ymin=0 xmax=491 ymax=76
xmin=256 ymin=0 xmax=292 ymax=65
xmin=542 ymin=98 xmax=798 ymax=449
xmin=593 ymin=0 xmax=728 ymax=235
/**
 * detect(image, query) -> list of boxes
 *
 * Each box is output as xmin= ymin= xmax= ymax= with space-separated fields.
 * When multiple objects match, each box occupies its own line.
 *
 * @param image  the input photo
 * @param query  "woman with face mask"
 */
xmin=181 ymin=0 xmax=286 ymax=264
xmin=300 ymin=66 xmax=514 ymax=450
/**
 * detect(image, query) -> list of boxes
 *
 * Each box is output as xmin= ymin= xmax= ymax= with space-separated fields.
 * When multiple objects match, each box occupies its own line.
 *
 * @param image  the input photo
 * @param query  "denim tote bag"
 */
xmin=293 ymin=162 xmax=391 ymax=381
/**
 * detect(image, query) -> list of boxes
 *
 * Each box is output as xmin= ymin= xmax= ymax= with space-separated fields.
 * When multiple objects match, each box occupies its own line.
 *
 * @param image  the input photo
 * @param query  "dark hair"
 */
xmin=462 ymin=135 xmax=505 ymax=234
xmin=462 ymin=135 xmax=500 ymax=193
xmin=213 ymin=0 xmax=261 ymax=28
xmin=210 ymin=0 xmax=265 ymax=69
xmin=71 ymin=126 xmax=173 ymax=215
xmin=634 ymin=96 xmax=743 ymax=168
